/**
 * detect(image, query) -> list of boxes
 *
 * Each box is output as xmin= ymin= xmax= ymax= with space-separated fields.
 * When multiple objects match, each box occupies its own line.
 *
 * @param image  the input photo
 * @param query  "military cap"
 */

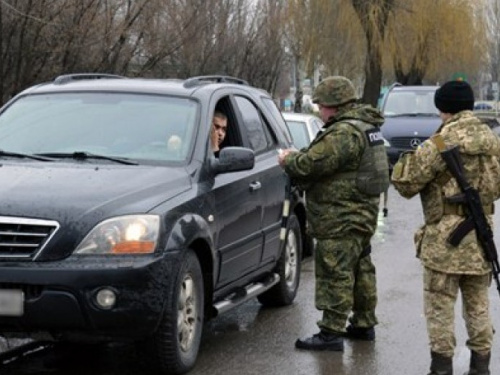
xmin=312 ymin=76 xmax=357 ymax=107
xmin=434 ymin=80 xmax=474 ymax=114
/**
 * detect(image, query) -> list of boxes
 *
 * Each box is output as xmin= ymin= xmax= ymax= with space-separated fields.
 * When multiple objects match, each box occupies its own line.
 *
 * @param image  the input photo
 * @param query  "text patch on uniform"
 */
xmin=365 ymin=128 xmax=384 ymax=146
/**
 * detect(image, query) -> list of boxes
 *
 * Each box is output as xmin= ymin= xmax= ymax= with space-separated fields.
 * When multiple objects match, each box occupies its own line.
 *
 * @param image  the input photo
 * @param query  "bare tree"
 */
xmin=485 ymin=0 xmax=500 ymax=98
xmin=134 ymin=0 xmax=288 ymax=95
xmin=385 ymin=0 xmax=487 ymax=86
xmin=0 ymin=0 xmax=153 ymax=102
xmin=350 ymin=0 xmax=395 ymax=106
xmin=282 ymin=0 xmax=334 ymax=112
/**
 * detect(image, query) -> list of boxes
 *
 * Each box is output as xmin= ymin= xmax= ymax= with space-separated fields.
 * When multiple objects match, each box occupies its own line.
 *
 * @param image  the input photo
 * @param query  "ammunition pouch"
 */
xmin=333 ymin=120 xmax=389 ymax=196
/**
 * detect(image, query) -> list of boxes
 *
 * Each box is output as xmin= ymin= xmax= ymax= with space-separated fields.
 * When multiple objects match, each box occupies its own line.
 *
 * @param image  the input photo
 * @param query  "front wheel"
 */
xmin=137 ymin=249 xmax=204 ymax=375
xmin=258 ymin=214 xmax=302 ymax=306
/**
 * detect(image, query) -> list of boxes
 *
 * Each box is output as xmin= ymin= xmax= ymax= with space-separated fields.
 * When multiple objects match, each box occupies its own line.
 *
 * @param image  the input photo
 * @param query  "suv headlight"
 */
xmin=75 ymin=215 xmax=160 ymax=255
xmin=383 ymin=138 xmax=391 ymax=147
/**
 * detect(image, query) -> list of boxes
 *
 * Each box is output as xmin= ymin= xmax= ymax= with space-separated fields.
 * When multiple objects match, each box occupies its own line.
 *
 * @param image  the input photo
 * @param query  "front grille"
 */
xmin=391 ymin=137 xmax=428 ymax=150
xmin=0 ymin=216 xmax=59 ymax=260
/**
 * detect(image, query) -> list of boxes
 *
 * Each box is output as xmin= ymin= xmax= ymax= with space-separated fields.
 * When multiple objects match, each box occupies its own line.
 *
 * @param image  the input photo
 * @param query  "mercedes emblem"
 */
xmin=410 ymin=138 xmax=421 ymax=148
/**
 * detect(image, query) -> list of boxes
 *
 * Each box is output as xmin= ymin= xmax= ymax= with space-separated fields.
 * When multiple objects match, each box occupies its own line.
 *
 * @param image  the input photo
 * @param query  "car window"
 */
xmin=285 ymin=120 xmax=310 ymax=149
xmin=234 ymin=96 xmax=274 ymax=153
xmin=312 ymin=119 xmax=323 ymax=134
xmin=0 ymin=93 xmax=198 ymax=163
xmin=383 ymin=90 xmax=439 ymax=117
xmin=262 ymin=97 xmax=293 ymax=145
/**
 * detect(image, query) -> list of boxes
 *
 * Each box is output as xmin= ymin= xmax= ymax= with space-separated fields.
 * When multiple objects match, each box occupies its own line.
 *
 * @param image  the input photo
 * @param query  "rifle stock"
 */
xmin=431 ymin=134 xmax=500 ymax=298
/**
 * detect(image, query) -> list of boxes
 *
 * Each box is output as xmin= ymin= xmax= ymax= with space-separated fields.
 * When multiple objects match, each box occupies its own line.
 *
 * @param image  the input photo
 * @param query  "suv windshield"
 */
xmin=0 ymin=93 xmax=199 ymax=163
xmin=383 ymin=89 xmax=439 ymax=117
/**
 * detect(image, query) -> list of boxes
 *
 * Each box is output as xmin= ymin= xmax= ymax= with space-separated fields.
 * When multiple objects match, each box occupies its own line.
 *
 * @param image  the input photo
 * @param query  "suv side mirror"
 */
xmin=212 ymin=147 xmax=255 ymax=174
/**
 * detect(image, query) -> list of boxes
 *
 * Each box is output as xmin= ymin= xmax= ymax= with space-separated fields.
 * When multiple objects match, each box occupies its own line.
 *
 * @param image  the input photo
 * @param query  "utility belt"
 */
xmin=443 ymin=202 xmax=494 ymax=216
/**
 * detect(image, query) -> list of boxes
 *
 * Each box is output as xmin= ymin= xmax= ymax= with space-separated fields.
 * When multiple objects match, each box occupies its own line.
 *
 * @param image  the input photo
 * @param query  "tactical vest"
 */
xmin=333 ymin=119 xmax=390 ymax=196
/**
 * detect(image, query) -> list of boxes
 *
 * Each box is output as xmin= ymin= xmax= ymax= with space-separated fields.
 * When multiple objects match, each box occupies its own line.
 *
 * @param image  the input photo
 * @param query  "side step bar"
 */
xmin=213 ymin=273 xmax=280 ymax=316
xmin=0 ymin=341 xmax=52 ymax=366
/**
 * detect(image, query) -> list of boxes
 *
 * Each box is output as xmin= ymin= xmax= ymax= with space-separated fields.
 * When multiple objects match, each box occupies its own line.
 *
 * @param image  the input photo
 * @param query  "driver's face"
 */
xmin=211 ymin=116 xmax=227 ymax=151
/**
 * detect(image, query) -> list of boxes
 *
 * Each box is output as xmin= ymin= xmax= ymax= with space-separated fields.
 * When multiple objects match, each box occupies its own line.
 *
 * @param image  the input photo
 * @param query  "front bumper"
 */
xmin=0 ymin=252 xmax=181 ymax=342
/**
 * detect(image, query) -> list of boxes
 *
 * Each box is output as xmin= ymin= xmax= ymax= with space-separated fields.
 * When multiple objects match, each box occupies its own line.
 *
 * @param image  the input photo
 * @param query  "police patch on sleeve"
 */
xmin=364 ymin=128 xmax=384 ymax=146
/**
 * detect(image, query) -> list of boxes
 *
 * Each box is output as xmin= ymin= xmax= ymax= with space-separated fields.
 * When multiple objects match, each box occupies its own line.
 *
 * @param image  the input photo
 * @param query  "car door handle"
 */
xmin=249 ymin=181 xmax=262 ymax=192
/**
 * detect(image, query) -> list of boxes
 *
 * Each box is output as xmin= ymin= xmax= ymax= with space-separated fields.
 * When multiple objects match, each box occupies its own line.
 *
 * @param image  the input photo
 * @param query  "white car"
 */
xmin=282 ymin=112 xmax=323 ymax=149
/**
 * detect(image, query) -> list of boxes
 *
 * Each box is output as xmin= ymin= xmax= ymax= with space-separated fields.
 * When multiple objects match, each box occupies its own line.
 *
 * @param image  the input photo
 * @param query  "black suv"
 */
xmin=380 ymin=84 xmax=441 ymax=168
xmin=0 ymin=74 xmax=309 ymax=374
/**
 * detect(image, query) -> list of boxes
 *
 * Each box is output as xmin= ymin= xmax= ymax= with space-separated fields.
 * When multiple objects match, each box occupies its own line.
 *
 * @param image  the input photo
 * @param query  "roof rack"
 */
xmin=388 ymin=82 xmax=402 ymax=90
xmin=53 ymin=73 xmax=126 ymax=85
xmin=183 ymin=75 xmax=249 ymax=88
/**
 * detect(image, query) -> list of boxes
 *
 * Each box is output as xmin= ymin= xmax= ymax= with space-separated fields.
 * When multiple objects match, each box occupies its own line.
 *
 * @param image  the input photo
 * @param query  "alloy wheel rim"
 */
xmin=284 ymin=230 xmax=298 ymax=288
xmin=177 ymin=274 xmax=197 ymax=352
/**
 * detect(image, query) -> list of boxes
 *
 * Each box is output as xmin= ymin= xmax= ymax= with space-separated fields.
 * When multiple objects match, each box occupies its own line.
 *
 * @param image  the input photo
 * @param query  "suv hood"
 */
xmin=381 ymin=116 xmax=441 ymax=139
xmin=0 ymin=162 xmax=191 ymax=223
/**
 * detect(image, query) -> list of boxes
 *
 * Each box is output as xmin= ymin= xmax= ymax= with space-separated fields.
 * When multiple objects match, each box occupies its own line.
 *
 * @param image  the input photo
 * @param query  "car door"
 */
xmin=232 ymin=95 xmax=286 ymax=266
xmin=211 ymin=95 xmax=264 ymax=287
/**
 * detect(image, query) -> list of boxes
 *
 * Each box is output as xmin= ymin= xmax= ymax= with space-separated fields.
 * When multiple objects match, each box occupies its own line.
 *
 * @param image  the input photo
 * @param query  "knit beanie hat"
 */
xmin=434 ymin=80 xmax=474 ymax=114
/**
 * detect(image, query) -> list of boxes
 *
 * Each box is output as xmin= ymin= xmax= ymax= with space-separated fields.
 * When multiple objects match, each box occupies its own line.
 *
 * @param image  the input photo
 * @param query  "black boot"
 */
xmin=295 ymin=330 xmax=344 ymax=351
xmin=428 ymin=351 xmax=453 ymax=375
xmin=344 ymin=324 xmax=375 ymax=341
xmin=463 ymin=351 xmax=490 ymax=375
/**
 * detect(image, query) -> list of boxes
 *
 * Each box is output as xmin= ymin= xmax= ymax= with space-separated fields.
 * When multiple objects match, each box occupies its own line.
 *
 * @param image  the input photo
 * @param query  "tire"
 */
xmin=138 ymin=249 xmax=204 ymax=375
xmin=257 ymin=214 xmax=302 ymax=306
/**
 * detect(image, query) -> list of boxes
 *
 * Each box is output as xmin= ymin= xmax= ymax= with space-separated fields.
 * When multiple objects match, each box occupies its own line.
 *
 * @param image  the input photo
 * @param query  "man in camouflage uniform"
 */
xmin=392 ymin=80 xmax=500 ymax=375
xmin=278 ymin=76 xmax=389 ymax=351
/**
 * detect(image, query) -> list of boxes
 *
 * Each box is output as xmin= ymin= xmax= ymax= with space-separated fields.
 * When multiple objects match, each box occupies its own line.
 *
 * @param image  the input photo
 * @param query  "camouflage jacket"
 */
xmin=392 ymin=111 xmax=500 ymax=274
xmin=283 ymin=104 xmax=384 ymax=239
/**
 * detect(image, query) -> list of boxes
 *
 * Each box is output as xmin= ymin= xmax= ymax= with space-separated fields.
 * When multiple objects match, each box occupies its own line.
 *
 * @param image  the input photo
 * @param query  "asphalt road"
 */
xmin=1 ymin=185 xmax=499 ymax=375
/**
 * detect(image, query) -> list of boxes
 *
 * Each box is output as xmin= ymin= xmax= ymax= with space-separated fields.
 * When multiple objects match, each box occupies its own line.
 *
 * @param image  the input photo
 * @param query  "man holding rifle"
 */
xmin=392 ymin=80 xmax=500 ymax=375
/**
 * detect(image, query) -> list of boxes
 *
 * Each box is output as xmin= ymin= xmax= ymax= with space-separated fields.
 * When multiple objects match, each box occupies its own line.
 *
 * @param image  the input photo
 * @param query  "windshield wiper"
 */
xmin=0 ymin=149 xmax=55 ymax=161
xmin=37 ymin=151 xmax=139 ymax=165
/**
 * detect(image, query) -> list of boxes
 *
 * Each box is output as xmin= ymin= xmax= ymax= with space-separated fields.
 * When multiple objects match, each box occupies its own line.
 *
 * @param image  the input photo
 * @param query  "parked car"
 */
xmin=0 ymin=74 xmax=311 ymax=374
xmin=380 ymin=83 xmax=441 ymax=168
xmin=282 ymin=112 xmax=323 ymax=149
xmin=474 ymin=102 xmax=493 ymax=111
xmin=476 ymin=114 xmax=500 ymax=136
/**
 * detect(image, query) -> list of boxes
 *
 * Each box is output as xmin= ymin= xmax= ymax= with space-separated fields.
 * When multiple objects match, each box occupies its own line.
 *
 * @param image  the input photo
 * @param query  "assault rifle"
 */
xmin=431 ymin=134 xmax=500 ymax=298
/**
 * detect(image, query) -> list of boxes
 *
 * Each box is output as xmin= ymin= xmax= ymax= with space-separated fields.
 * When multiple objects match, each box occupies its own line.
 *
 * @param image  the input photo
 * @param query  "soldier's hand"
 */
xmin=278 ymin=148 xmax=295 ymax=167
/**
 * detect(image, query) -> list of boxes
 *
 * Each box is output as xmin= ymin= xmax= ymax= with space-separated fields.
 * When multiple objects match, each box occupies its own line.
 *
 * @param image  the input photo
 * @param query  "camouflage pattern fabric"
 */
xmin=392 ymin=110 xmax=500 ymax=274
xmin=392 ymin=110 xmax=500 ymax=357
xmin=283 ymin=102 xmax=384 ymax=333
xmin=284 ymin=103 xmax=384 ymax=239
xmin=316 ymin=236 xmax=378 ymax=333
xmin=424 ymin=267 xmax=493 ymax=356
xmin=312 ymin=76 xmax=357 ymax=107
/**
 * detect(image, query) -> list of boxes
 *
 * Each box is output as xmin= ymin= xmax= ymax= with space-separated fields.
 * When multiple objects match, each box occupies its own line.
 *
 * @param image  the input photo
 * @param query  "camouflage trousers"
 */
xmin=423 ymin=267 xmax=494 ymax=357
xmin=315 ymin=236 xmax=378 ymax=334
